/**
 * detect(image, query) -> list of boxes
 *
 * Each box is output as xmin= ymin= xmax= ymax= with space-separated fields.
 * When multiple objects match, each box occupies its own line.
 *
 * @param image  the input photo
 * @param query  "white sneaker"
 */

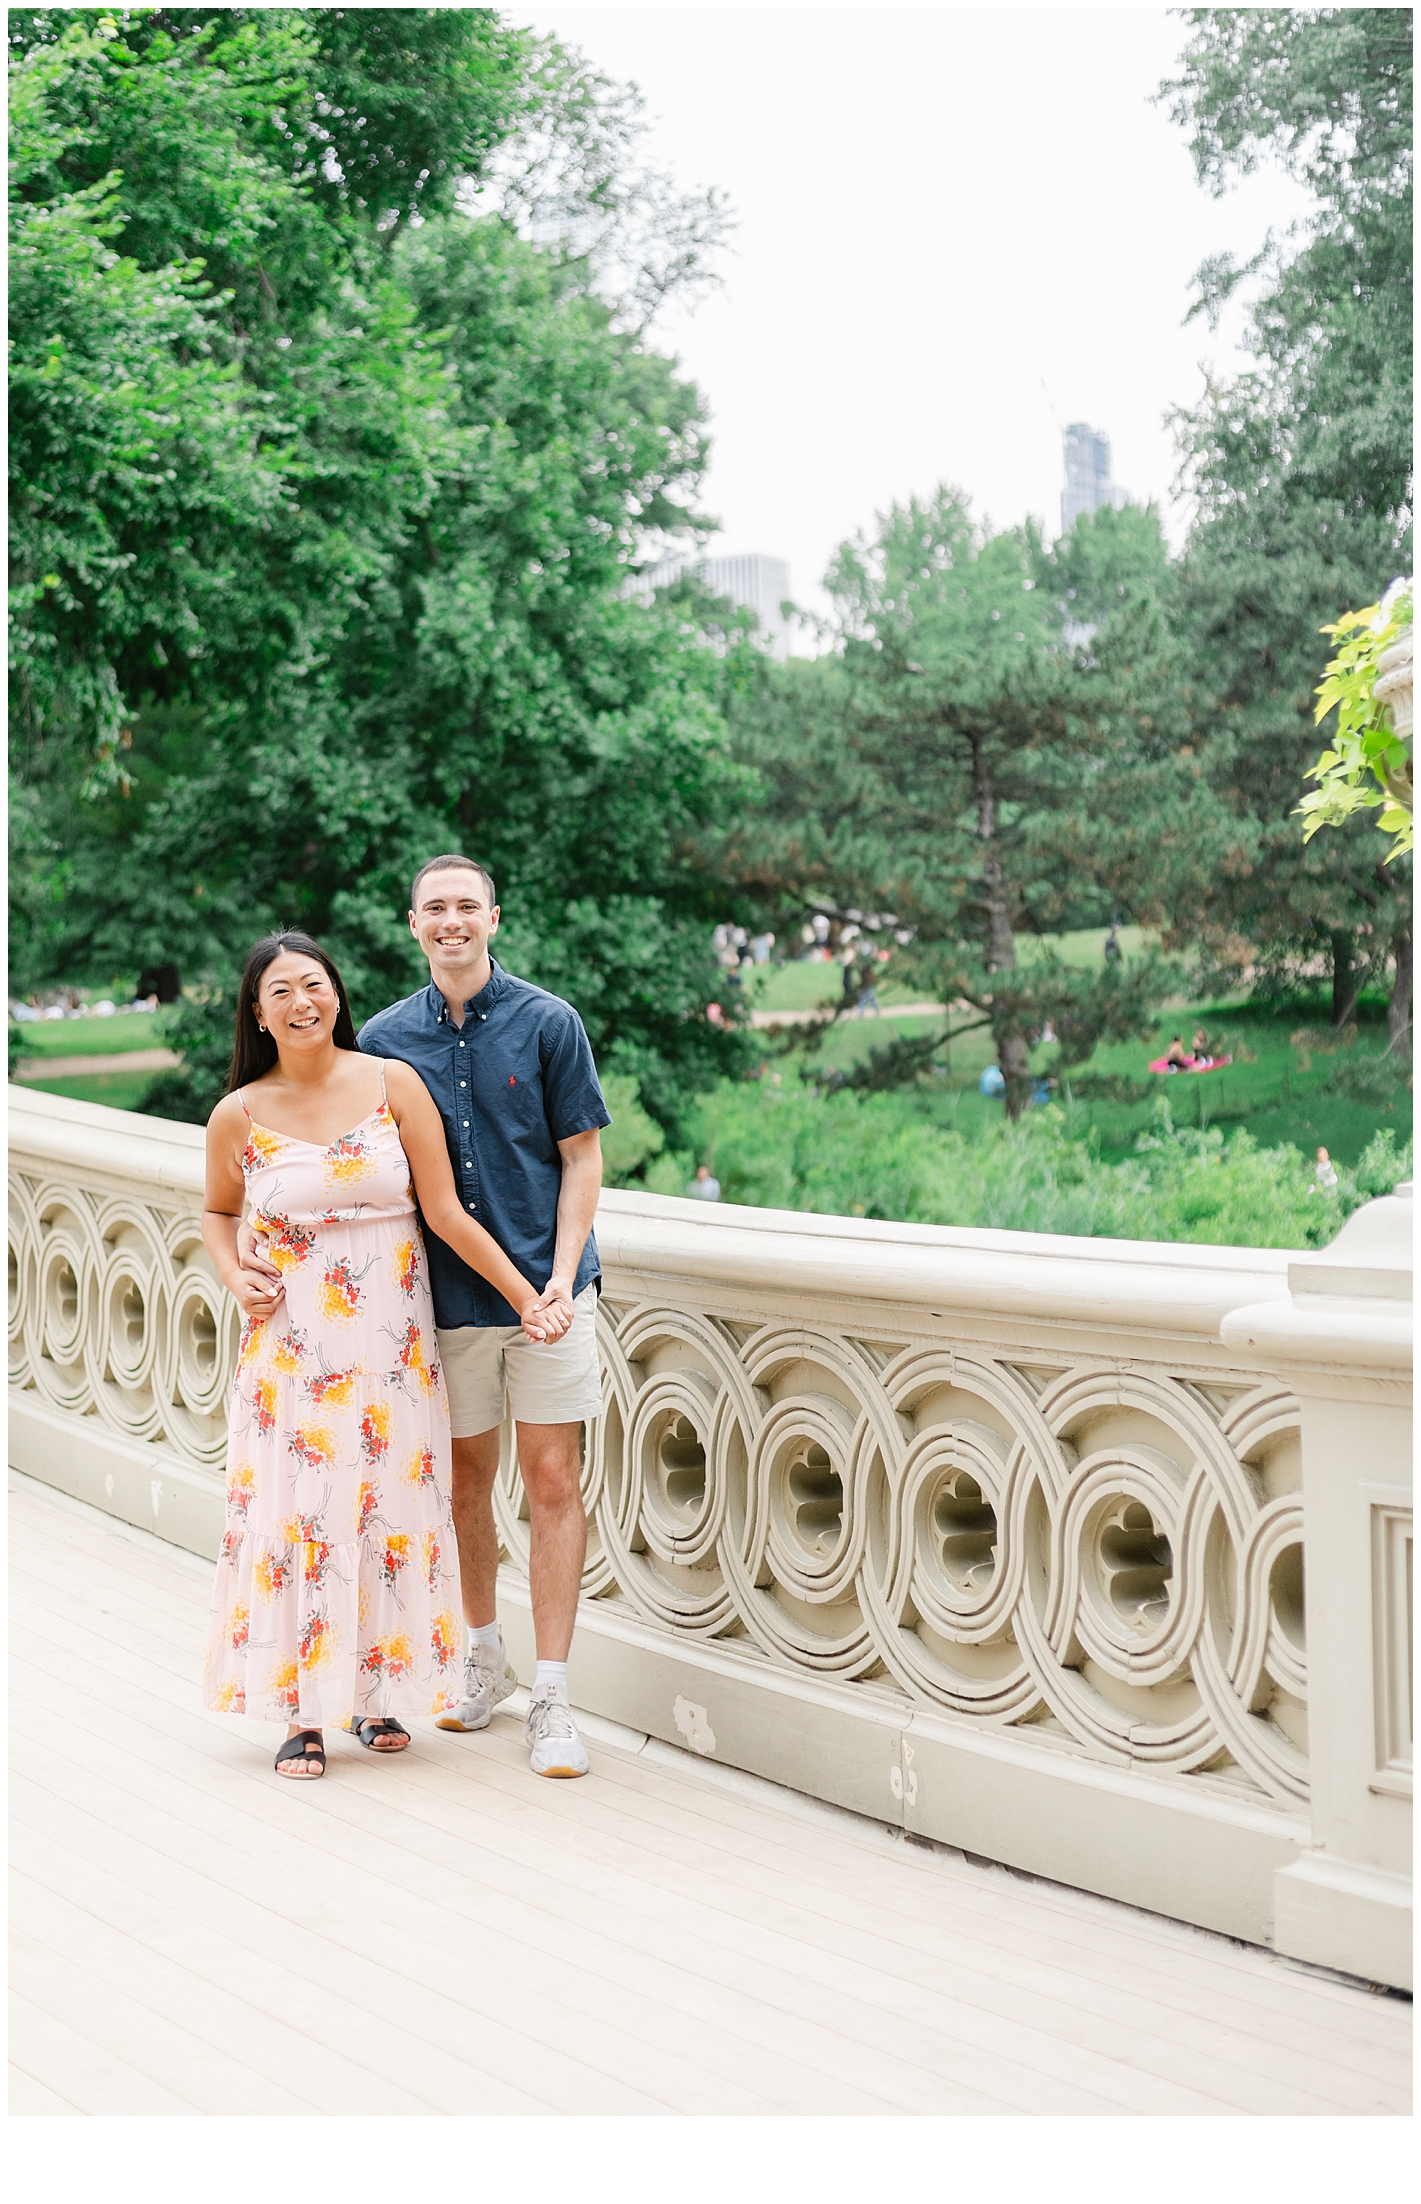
xmin=435 ymin=1636 xmax=519 ymax=1732
xmin=525 ymin=1693 xmax=589 ymax=1778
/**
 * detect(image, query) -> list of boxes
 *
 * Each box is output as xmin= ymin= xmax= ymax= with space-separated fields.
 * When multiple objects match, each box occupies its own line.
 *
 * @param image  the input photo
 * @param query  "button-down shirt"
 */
xmin=357 ymin=962 xmax=611 ymax=1329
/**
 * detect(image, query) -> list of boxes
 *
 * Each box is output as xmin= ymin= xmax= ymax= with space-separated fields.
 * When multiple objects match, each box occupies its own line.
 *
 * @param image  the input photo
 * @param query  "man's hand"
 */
xmin=527 ymin=1281 xmax=575 ymax=1342
xmin=234 ymin=1219 xmax=285 ymax=1318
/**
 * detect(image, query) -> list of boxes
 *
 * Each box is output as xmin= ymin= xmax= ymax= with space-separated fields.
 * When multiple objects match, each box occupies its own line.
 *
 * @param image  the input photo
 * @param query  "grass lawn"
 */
xmin=16 ymin=1067 xmax=162 ymax=1110
xmin=741 ymin=927 xmax=1153 ymax=1017
xmin=10 ymin=1010 xmax=174 ymax=1058
xmin=755 ymin=991 xmax=1408 ymax=1167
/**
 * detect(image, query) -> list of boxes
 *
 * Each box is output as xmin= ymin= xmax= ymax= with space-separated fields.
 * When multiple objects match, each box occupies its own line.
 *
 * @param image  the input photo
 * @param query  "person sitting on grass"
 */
xmin=1162 ymin=1035 xmax=1193 ymax=1070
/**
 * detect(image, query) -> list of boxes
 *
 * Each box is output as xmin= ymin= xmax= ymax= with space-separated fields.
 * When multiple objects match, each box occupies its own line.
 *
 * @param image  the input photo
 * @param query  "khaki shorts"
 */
xmin=437 ymin=1284 xmax=603 ymax=1438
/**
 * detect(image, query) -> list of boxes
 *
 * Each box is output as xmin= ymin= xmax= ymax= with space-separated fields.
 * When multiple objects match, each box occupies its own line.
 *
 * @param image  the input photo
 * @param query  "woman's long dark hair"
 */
xmin=227 ymin=931 xmax=360 ymax=1093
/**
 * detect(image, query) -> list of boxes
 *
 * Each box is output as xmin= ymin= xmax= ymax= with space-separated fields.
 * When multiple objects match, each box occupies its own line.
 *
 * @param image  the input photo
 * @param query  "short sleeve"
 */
xmin=540 ymin=1009 xmax=612 ymax=1141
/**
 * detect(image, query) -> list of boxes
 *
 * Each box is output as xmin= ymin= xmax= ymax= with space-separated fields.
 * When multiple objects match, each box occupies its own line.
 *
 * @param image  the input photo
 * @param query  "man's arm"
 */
xmin=532 ymin=1127 xmax=602 ymax=1324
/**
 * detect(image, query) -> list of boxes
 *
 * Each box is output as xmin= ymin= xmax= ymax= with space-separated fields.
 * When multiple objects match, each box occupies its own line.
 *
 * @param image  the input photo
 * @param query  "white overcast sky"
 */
xmin=511 ymin=2 xmax=1312 ymax=612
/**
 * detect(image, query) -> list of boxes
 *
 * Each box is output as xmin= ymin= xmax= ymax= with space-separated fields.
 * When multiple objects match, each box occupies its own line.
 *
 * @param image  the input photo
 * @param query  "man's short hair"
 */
xmin=410 ymin=854 xmax=497 ymax=912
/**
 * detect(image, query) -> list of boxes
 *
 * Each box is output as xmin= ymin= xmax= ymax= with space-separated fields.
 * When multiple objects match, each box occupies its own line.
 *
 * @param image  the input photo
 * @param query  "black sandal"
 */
xmin=351 ymin=1716 xmax=410 ymax=1753
xmin=274 ymin=1728 xmax=325 ymax=1778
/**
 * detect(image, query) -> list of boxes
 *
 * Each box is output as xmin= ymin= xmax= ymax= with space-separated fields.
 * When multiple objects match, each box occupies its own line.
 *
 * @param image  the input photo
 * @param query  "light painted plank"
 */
xmin=9 ymin=1741 xmax=988 ymax=2117
xmin=338 ymin=1710 xmax=1400 ymax=2116
xmin=9 ymin=1762 xmax=843 ymax=2118
xmin=11 ymin=1525 xmax=1401 ymax=2107
xmin=11 ymin=1930 xmax=320 ymax=2117
xmin=11 ymin=1820 xmax=548 ymax=2118
xmin=8 ymin=2066 xmax=81 ymax=2116
xmin=36 ymin=1510 xmax=212 ymax=1601
xmin=19 ymin=1648 xmax=1383 ymax=2124
xmin=27 ymin=1481 xmax=1383 ymax=2062
xmin=6 ymin=1989 xmax=199 ymax=2116
xmin=365 ymin=1734 xmax=1403 ymax=2117
xmin=10 ymin=1484 xmax=213 ymax=1595
xmin=12 ymin=1879 xmax=441 ymax=2118
xmin=541 ymin=1731 xmax=1411 ymax=2089
xmin=9 ymin=1480 xmax=1412 ymax=2120
xmin=8 ymin=1687 xmax=1234 ymax=2117
xmin=11 ymin=1807 xmax=819 ymax=2115
xmin=590 ymin=1746 xmax=1406 ymax=2038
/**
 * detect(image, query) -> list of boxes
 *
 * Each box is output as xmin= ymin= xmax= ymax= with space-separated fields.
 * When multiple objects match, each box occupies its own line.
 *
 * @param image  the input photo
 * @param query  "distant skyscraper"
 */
xmin=1061 ymin=423 xmax=1129 ymax=534
xmin=639 ymin=551 xmax=794 ymax=657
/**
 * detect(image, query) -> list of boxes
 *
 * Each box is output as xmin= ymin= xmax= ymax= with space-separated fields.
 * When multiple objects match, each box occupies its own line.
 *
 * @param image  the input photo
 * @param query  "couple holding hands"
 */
xmin=200 ymin=856 xmax=609 ymax=1782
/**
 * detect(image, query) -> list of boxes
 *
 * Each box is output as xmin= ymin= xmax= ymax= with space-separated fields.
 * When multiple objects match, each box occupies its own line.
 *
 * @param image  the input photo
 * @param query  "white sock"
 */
xmin=534 ymin=1659 xmax=569 ymax=1705
xmin=467 ymin=1620 xmax=502 ymax=1654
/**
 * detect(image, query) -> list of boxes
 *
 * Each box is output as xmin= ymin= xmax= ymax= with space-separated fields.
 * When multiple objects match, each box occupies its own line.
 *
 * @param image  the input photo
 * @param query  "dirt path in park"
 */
xmin=747 ymin=1000 xmax=946 ymax=1028
xmin=12 ymin=1048 xmax=181 ymax=1082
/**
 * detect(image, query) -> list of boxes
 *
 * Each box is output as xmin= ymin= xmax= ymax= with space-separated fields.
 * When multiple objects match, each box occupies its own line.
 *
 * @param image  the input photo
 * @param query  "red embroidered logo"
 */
xmin=509 ymin=1075 xmax=516 ymax=1086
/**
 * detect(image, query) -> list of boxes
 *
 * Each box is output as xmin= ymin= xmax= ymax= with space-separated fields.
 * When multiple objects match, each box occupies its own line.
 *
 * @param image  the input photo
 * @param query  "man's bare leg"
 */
xmin=442 ymin=1420 xmax=587 ymax=1766
xmin=448 ymin=1424 xmax=585 ymax=1647
xmin=516 ymin=1421 xmax=586 ymax=1661
xmin=449 ymin=1429 xmax=501 ymax=1628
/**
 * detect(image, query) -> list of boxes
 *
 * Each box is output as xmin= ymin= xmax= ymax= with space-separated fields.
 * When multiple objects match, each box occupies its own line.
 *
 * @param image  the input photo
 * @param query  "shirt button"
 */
xmin=459 ymin=1080 xmax=466 ymax=1087
xmin=463 ymin=1121 xmax=469 ymax=1128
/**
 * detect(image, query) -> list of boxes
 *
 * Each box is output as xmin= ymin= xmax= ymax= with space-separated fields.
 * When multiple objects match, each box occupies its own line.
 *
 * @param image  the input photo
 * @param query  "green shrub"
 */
xmin=685 ymin=1082 xmax=1410 ymax=1249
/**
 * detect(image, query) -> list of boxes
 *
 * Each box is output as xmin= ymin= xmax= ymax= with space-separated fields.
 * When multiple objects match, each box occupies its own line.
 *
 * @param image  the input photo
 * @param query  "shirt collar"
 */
xmin=427 ymin=957 xmax=509 ymax=1026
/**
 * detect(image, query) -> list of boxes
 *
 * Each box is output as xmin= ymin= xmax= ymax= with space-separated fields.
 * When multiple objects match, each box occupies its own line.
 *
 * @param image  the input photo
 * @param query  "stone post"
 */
xmin=1222 ymin=1184 xmax=1413 ymax=1988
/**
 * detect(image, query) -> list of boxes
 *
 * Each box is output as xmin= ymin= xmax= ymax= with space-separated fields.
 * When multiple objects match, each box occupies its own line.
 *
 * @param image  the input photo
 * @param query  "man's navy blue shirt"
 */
xmin=357 ymin=962 xmax=610 ymax=1330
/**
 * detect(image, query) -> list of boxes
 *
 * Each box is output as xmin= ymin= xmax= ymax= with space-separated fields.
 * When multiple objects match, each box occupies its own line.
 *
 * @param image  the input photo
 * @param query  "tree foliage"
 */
xmin=9 ymin=8 xmax=746 ymax=1128
xmin=1163 ymin=8 xmax=1413 ymax=1043
xmin=1301 ymin=581 xmax=1413 ymax=856
xmin=718 ymin=493 xmax=1209 ymax=1116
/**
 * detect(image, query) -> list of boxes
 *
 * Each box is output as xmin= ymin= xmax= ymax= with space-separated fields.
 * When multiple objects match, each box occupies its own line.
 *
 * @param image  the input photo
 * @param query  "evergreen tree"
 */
xmin=722 ymin=493 xmax=1210 ymax=1117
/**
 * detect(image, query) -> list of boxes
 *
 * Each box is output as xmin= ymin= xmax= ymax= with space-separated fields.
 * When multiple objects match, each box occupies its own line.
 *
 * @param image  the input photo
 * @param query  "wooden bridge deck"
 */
xmin=8 ymin=1472 xmax=1410 ymax=2118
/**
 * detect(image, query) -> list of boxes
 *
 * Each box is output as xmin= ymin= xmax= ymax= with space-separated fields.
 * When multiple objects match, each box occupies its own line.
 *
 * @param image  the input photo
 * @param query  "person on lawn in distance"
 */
xmin=238 ymin=860 xmax=610 ymax=1779
xmin=202 ymin=930 xmax=565 ymax=1782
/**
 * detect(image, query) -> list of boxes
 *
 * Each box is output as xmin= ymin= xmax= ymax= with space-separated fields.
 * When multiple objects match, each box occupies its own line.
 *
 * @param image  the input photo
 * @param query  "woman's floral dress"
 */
xmin=203 ymin=1077 xmax=462 ymax=1729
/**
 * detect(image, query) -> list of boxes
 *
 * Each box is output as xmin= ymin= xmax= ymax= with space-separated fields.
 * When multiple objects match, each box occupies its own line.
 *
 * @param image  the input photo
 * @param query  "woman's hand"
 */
xmin=526 ymin=1283 xmax=574 ymax=1340
xmin=235 ymin=1218 xmax=285 ymax=1315
xmin=519 ymin=1300 xmax=551 ymax=1345
xmin=231 ymin=1267 xmax=286 ymax=1322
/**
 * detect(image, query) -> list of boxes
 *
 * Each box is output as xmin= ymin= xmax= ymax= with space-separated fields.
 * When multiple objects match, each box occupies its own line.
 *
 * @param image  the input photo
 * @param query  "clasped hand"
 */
xmin=232 ymin=1220 xmax=572 ymax=1345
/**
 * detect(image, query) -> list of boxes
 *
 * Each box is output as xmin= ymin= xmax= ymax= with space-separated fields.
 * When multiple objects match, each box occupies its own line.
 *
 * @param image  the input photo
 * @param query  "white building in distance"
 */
xmin=1061 ymin=422 xmax=1130 ymax=534
xmin=640 ymin=551 xmax=794 ymax=658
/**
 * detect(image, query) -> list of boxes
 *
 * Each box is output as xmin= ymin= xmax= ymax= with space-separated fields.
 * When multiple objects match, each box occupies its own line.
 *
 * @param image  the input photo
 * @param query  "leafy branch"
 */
xmin=1298 ymin=578 xmax=1413 ymax=859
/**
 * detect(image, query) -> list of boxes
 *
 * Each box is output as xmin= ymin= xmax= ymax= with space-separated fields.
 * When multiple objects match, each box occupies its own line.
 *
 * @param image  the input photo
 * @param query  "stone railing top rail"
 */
xmin=8 ymin=1082 xmax=1302 ymax=1337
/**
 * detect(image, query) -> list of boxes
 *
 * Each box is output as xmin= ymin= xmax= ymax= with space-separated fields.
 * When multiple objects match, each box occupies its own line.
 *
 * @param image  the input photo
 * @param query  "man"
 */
xmin=244 ymin=855 xmax=609 ymax=1777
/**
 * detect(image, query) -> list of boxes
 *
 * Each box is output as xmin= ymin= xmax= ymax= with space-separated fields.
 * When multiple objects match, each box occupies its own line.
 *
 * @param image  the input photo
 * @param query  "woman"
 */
xmin=201 ymin=931 xmax=561 ymax=1780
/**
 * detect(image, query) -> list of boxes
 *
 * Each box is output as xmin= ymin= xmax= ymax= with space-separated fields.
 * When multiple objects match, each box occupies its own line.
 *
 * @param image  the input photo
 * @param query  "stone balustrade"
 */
xmin=8 ymin=1085 xmax=1412 ymax=1986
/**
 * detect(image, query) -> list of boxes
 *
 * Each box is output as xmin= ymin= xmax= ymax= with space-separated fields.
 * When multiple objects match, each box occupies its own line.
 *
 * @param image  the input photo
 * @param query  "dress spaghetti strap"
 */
xmin=236 ymin=1088 xmax=252 ymax=1120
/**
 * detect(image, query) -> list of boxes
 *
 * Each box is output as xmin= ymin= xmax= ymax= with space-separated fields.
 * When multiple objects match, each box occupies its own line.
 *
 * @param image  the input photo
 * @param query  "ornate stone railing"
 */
xmin=9 ymin=1086 xmax=1411 ymax=1986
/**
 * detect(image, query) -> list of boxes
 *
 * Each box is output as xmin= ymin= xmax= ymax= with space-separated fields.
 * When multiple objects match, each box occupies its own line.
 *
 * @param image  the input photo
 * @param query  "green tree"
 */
xmin=1163 ymin=8 xmax=1413 ymax=1049
xmin=721 ymin=492 xmax=1208 ymax=1117
xmin=9 ymin=9 xmax=747 ymax=1133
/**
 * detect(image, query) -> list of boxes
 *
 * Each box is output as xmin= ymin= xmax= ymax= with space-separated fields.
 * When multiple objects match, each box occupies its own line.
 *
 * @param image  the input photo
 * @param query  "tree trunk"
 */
xmin=1387 ymin=923 xmax=1412 ymax=1065
xmin=972 ymin=735 xmax=1031 ymax=1120
xmin=1330 ymin=929 xmax=1360 ymax=1029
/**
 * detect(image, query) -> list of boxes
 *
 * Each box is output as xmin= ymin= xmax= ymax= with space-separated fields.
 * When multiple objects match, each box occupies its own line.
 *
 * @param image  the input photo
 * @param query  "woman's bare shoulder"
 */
xmin=381 ymin=1057 xmax=428 ymax=1107
xmin=205 ymin=1090 xmax=249 ymax=1171
xmin=207 ymin=1090 xmax=248 ymax=1135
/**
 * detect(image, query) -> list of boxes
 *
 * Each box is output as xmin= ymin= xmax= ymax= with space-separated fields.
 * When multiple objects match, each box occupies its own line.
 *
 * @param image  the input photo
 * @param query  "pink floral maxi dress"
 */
xmin=203 ymin=1080 xmax=462 ymax=1727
